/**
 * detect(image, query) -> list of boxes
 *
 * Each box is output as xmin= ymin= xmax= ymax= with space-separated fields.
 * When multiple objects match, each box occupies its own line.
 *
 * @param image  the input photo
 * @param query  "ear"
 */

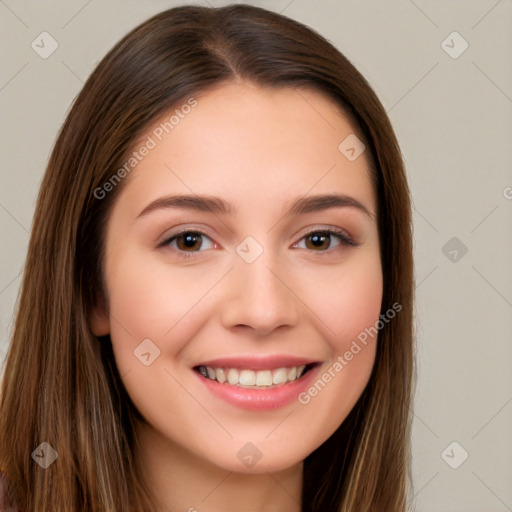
xmin=90 ymin=292 xmax=110 ymax=336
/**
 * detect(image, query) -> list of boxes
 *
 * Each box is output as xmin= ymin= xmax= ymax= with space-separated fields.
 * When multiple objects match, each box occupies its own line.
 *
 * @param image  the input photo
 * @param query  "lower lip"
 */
xmin=195 ymin=366 xmax=320 ymax=411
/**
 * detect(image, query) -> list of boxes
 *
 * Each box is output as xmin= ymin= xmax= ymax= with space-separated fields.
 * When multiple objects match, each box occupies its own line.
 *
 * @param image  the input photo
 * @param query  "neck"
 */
xmin=134 ymin=421 xmax=303 ymax=512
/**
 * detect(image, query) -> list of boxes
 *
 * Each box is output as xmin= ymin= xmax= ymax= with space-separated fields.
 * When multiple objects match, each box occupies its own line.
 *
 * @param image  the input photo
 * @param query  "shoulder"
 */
xmin=0 ymin=470 xmax=17 ymax=512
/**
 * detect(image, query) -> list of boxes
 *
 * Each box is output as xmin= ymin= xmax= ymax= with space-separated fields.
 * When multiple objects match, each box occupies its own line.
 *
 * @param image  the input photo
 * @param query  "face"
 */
xmin=91 ymin=82 xmax=382 ymax=474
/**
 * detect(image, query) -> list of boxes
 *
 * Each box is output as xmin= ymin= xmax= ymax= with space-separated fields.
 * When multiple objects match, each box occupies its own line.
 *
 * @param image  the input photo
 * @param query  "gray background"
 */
xmin=1 ymin=1 xmax=511 ymax=510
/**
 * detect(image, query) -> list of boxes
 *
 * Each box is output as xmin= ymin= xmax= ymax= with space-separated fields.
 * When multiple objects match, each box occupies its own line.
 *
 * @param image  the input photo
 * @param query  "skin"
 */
xmin=91 ymin=81 xmax=382 ymax=512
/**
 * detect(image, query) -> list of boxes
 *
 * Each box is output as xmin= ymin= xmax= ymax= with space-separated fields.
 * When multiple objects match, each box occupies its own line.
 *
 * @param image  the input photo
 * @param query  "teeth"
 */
xmin=239 ymin=369 xmax=256 ymax=386
xmin=198 ymin=365 xmax=309 ymax=388
xmin=272 ymin=368 xmax=288 ymax=385
xmin=215 ymin=368 xmax=227 ymax=383
xmin=287 ymin=367 xmax=297 ymax=381
xmin=227 ymin=368 xmax=239 ymax=385
xmin=256 ymin=370 xmax=273 ymax=386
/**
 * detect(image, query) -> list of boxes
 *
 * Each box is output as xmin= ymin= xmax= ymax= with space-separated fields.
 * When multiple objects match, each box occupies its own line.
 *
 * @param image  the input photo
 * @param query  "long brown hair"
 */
xmin=0 ymin=4 xmax=414 ymax=511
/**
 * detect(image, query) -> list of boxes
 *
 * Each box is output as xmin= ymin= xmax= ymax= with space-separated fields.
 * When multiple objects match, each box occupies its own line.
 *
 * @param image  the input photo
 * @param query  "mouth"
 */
xmin=192 ymin=357 xmax=321 ymax=410
xmin=192 ymin=355 xmax=322 ymax=410
xmin=193 ymin=363 xmax=316 ymax=389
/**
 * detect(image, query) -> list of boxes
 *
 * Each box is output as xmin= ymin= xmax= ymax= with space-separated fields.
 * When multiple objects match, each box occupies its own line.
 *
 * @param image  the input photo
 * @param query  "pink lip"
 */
xmin=194 ymin=363 xmax=321 ymax=411
xmin=195 ymin=354 xmax=318 ymax=371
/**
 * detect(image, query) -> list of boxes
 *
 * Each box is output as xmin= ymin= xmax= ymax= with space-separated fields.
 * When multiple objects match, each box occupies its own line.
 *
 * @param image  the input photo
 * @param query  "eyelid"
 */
xmin=292 ymin=225 xmax=357 ymax=248
xmin=158 ymin=224 xmax=358 ymax=257
xmin=158 ymin=225 xmax=217 ymax=246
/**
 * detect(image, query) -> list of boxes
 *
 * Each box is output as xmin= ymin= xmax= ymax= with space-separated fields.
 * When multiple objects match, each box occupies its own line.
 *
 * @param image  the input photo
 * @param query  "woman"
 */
xmin=0 ymin=4 xmax=414 ymax=511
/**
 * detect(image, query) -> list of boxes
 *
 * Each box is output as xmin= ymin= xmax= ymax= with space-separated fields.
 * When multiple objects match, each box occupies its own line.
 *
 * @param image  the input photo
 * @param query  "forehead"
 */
xmin=118 ymin=81 xmax=375 ymax=217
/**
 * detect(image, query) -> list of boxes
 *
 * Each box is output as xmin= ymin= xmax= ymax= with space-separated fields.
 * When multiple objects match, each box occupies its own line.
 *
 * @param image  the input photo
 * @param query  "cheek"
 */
xmin=104 ymin=247 xmax=227 ymax=366
xmin=107 ymin=260 xmax=175 ymax=340
xmin=299 ymin=250 xmax=383 ymax=350
xmin=291 ymin=252 xmax=382 ymax=432
xmin=330 ymin=266 xmax=382 ymax=349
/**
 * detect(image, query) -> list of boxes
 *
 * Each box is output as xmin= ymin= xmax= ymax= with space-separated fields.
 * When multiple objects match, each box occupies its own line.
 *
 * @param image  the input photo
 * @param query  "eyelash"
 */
xmin=159 ymin=227 xmax=357 ymax=259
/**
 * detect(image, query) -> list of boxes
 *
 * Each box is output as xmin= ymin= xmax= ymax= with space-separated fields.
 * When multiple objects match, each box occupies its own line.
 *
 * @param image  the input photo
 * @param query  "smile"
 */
xmin=193 ymin=359 xmax=321 ymax=410
xmin=195 ymin=364 xmax=312 ymax=388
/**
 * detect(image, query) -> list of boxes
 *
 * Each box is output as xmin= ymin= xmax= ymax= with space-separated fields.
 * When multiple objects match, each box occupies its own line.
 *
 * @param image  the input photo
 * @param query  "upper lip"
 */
xmin=194 ymin=355 xmax=320 ymax=371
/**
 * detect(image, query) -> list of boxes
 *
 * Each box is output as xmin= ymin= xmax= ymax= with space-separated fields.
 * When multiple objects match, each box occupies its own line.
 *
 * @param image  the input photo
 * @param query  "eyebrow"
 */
xmin=136 ymin=193 xmax=374 ymax=219
xmin=287 ymin=194 xmax=374 ymax=219
xmin=137 ymin=194 xmax=233 ymax=218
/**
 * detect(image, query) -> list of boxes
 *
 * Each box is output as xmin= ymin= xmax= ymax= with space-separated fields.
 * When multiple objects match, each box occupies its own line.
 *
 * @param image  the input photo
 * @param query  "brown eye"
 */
xmin=167 ymin=231 xmax=213 ymax=252
xmin=295 ymin=230 xmax=354 ymax=252
xmin=304 ymin=232 xmax=332 ymax=251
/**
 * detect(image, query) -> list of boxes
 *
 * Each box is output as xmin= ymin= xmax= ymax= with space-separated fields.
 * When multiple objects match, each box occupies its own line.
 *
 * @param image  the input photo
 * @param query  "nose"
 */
xmin=219 ymin=252 xmax=301 ymax=336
